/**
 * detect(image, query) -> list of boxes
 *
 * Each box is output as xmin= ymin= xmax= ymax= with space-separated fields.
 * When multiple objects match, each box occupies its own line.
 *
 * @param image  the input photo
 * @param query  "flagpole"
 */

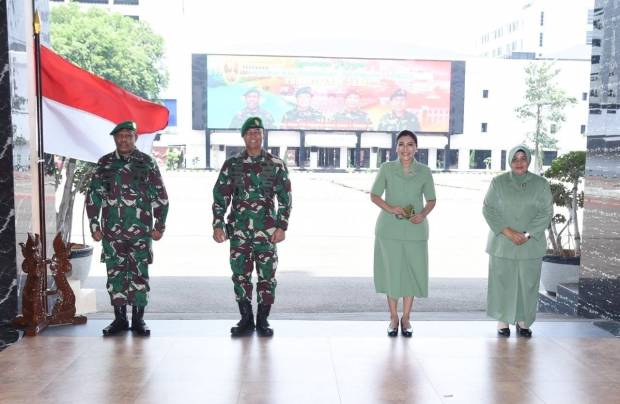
xmin=33 ymin=10 xmax=48 ymax=310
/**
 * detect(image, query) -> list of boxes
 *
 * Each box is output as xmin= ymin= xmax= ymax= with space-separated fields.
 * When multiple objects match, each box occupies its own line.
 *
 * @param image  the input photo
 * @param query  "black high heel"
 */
xmin=497 ymin=327 xmax=510 ymax=337
xmin=516 ymin=323 xmax=532 ymax=338
xmin=387 ymin=320 xmax=398 ymax=337
xmin=400 ymin=318 xmax=412 ymax=338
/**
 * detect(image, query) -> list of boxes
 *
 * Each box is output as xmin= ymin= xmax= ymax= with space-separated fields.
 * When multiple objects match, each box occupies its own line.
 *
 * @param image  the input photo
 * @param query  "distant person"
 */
xmin=281 ymin=87 xmax=325 ymax=129
xmin=229 ymin=87 xmax=275 ymax=129
xmin=86 ymin=121 xmax=169 ymax=337
xmin=483 ymin=145 xmax=553 ymax=338
xmin=370 ymin=130 xmax=436 ymax=337
xmin=377 ymin=89 xmax=421 ymax=132
xmin=212 ymin=117 xmax=292 ymax=337
xmin=332 ymin=90 xmax=372 ymax=130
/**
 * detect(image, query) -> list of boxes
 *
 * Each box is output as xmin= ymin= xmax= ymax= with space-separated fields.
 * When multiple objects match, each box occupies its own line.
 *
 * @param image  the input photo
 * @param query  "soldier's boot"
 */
xmin=230 ymin=301 xmax=255 ymax=337
xmin=131 ymin=305 xmax=150 ymax=336
xmin=102 ymin=305 xmax=129 ymax=336
xmin=256 ymin=304 xmax=274 ymax=337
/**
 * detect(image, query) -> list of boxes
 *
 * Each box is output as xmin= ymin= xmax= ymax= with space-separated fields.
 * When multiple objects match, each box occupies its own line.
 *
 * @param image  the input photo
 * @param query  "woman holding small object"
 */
xmin=483 ymin=145 xmax=553 ymax=337
xmin=370 ymin=130 xmax=436 ymax=337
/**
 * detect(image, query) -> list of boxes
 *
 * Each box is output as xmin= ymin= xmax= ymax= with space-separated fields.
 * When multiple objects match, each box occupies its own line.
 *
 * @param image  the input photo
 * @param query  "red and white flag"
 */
xmin=41 ymin=45 xmax=169 ymax=162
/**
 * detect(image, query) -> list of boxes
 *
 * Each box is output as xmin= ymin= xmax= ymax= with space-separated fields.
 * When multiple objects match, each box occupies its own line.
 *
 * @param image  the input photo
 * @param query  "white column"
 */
xmin=369 ymin=148 xmax=378 ymax=169
xmin=458 ymin=148 xmax=470 ymax=170
xmin=339 ymin=147 xmax=348 ymax=169
xmin=427 ymin=148 xmax=437 ymax=169
xmin=491 ymin=149 xmax=503 ymax=171
xmin=310 ymin=150 xmax=318 ymax=169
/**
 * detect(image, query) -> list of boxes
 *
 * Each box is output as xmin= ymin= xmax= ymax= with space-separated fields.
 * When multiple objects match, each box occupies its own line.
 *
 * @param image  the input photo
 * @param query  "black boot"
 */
xmin=102 ymin=305 xmax=129 ymax=336
xmin=256 ymin=304 xmax=273 ymax=337
xmin=231 ymin=300 xmax=255 ymax=337
xmin=131 ymin=305 xmax=150 ymax=336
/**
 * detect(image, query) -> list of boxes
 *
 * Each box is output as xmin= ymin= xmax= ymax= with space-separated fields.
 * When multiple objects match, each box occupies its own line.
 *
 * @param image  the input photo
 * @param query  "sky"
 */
xmin=157 ymin=0 xmax=530 ymax=59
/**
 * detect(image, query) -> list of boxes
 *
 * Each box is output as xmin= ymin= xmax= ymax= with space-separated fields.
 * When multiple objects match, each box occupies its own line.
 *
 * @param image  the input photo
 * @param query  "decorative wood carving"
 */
xmin=48 ymin=234 xmax=87 ymax=325
xmin=13 ymin=233 xmax=49 ymax=335
xmin=13 ymin=233 xmax=88 ymax=336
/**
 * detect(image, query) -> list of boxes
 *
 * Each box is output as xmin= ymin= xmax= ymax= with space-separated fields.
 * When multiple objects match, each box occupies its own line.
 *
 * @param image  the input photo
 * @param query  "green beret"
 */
xmin=241 ymin=116 xmax=264 ymax=136
xmin=110 ymin=120 xmax=137 ymax=135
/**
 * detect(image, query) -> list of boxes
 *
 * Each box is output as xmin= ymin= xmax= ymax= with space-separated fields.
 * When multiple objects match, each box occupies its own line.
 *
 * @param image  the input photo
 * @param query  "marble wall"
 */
xmin=580 ymin=0 xmax=620 ymax=322
xmin=0 ymin=0 xmax=19 ymax=326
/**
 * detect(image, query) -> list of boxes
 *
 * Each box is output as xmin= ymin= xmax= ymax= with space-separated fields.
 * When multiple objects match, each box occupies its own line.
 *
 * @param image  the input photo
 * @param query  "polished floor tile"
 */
xmin=0 ymin=320 xmax=618 ymax=404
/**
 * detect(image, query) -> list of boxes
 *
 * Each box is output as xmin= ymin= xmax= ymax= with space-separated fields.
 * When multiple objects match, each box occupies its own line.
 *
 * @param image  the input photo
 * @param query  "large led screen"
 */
xmin=206 ymin=55 xmax=452 ymax=132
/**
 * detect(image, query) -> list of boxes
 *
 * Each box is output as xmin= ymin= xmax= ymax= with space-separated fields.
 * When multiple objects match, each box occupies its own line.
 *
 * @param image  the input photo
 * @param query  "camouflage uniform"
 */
xmin=281 ymin=108 xmax=325 ymax=129
xmin=377 ymin=111 xmax=421 ymax=132
xmin=86 ymin=149 xmax=169 ymax=307
xmin=230 ymin=108 xmax=276 ymax=130
xmin=332 ymin=110 xmax=373 ymax=130
xmin=212 ymin=149 xmax=292 ymax=305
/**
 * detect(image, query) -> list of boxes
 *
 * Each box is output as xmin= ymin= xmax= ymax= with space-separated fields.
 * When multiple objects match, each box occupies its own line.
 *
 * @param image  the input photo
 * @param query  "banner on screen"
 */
xmin=207 ymin=55 xmax=451 ymax=132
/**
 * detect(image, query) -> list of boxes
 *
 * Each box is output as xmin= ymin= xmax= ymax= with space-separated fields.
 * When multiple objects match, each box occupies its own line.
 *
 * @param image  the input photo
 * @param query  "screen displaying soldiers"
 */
xmin=206 ymin=55 xmax=451 ymax=132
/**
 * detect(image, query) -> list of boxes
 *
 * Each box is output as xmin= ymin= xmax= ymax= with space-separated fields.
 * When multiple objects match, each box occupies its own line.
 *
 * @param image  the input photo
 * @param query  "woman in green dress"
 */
xmin=371 ymin=130 xmax=436 ymax=337
xmin=483 ymin=145 xmax=553 ymax=337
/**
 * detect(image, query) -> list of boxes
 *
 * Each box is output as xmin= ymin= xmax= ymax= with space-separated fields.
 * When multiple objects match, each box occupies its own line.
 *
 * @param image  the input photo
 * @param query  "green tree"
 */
xmin=50 ymin=3 xmax=168 ymax=243
xmin=515 ymin=62 xmax=577 ymax=173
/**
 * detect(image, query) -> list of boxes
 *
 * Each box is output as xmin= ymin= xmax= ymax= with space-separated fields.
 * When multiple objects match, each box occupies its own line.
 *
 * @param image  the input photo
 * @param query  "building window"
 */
xmin=163 ymin=99 xmax=177 ymax=126
xmin=582 ymin=92 xmax=588 ymax=101
xmin=126 ymin=15 xmax=139 ymax=21
xmin=77 ymin=0 xmax=108 ymax=3
xmin=580 ymin=125 xmax=586 ymax=134
xmin=550 ymin=124 xmax=557 ymax=134
xmin=481 ymin=122 xmax=488 ymax=132
xmin=543 ymin=151 xmax=557 ymax=166
xmin=586 ymin=31 xmax=593 ymax=45
xmin=114 ymin=0 xmax=139 ymax=4
xmin=482 ymin=89 xmax=489 ymax=98
xmin=539 ymin=33 xmax=544 ymax=47
xmin=469 ymin=149 xmax=492 ymax=169
xmin=540 ymin=11 xmax=544 ymax=26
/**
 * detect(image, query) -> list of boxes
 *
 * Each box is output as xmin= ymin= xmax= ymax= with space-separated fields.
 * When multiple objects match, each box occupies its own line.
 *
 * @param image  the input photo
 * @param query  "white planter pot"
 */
xmin=540 ymin=255 xmax=580 ymax=295
xmin=69 ymin=244 xmax=94 ymax=286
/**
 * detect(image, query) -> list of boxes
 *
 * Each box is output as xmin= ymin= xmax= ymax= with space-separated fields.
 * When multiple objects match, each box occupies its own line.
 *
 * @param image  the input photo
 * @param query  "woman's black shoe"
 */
xmin=387 ymin=321 xmax=398 ymax=337
xmin=516 ymin=324 xmax=532 ymax=337
xmin=400 ymin=318 xmax=413 ymax=338
xmin=497 ymin=328 xmax=510 ymax=337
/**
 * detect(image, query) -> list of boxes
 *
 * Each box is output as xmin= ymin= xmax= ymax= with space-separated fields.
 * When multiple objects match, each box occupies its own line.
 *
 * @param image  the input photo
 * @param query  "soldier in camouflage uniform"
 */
xmin=212 ymin=117 xmax=292 ymax=337
xmin=281 ymin=87 xmax=325 ymax=129
xmin=377 ymin=89 xmax=421 ymax=132
xmin=332 ymin=90 xmax=373 ymax=130
xmin=229 ymin=87 xmax=276 ymax=129
xmin=86 ymin=120 xmax=169 ymax=337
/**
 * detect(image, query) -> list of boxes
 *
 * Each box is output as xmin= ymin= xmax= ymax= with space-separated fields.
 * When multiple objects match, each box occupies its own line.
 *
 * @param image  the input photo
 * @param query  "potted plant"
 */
xmin=540 ymin=151 xmax=585 ymax=295
xmin=54 ymin=158 xmax=97 ymax=285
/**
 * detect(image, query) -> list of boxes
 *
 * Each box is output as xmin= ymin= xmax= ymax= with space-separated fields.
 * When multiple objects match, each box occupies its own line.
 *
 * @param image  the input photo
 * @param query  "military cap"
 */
xmin=244 ymin=87 xmax=260 ymax=96
xmin=110 ymin=120 xmax=137 ymax=135
xmin=296 ymin=86 xmax=313 ymax=97
xmin=241 ymin=116 xmax=264 ymax=136
xmin=390 ymin=89 xmax=407 ymax=99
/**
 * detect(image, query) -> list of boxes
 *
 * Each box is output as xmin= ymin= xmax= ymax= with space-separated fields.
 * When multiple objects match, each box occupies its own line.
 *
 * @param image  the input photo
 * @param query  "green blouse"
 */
xmin=371 ymin=160 xmax=436 ymax=241
xmin=482 ymin=171 xmax=553 ymax=259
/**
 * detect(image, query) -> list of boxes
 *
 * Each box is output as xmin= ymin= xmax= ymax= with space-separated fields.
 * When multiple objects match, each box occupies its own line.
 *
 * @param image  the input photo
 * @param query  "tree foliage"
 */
xmin=516 ymin=62 xmax=577 ymax=173
xmin=51 ymin=2 xmax=168 ymax=100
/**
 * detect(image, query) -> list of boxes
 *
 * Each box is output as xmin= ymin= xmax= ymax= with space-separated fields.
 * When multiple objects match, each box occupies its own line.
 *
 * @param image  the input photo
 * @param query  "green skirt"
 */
xmin=373 ymin=238 xmax=428 ymax=298
xmin=486 ymin=256 xmax=542 ymax=327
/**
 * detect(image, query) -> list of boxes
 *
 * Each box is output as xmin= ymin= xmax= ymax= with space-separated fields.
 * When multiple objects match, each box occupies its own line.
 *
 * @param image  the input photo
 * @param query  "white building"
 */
xmin=49 ymin=0 xmax=590 ymax=171
xmin=476 ymin=0 xmax=594 ymax=60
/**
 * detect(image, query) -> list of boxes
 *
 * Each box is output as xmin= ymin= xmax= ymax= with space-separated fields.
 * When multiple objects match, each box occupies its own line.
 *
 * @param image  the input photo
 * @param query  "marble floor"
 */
xmin=1 ymin=320 xmax=619 ymax=404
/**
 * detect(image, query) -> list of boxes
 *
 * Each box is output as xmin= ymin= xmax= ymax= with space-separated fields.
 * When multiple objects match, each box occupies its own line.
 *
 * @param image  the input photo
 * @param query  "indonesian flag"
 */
xmin=41 ymin=45 xmax=169 ymax=162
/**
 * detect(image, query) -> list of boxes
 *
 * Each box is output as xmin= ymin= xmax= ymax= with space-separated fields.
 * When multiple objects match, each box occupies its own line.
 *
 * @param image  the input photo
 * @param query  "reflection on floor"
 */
xmin=1 ymin=320 xmax=619 ymax=404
